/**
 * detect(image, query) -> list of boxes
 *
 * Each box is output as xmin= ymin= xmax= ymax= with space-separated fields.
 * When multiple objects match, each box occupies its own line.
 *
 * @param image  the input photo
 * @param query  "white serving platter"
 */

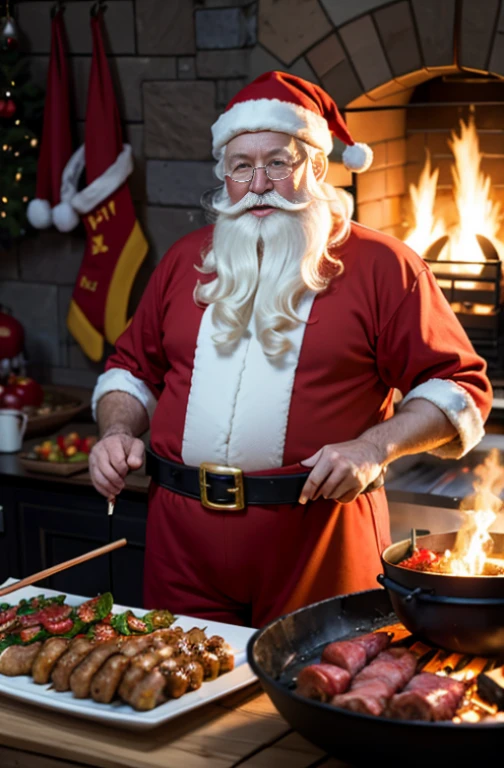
xmin=0 ymin=579 xmax=258 ymax=730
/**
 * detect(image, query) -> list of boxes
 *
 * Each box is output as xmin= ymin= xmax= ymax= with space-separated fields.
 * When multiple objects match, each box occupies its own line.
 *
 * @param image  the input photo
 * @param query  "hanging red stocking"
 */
xmin=65 ymin=10 xmax=148 ymax=362
xmin=26 ymin=7 xmax=77 ymax=231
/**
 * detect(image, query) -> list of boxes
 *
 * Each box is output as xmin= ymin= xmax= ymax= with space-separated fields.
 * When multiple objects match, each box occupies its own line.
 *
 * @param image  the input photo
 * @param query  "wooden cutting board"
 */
xmin=0 ymin=686 xmax=347 ymax=768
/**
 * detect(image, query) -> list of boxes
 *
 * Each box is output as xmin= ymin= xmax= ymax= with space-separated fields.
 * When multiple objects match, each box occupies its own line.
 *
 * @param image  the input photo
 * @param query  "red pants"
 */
xmin=143 ymin=483 xmax=391 ymax=628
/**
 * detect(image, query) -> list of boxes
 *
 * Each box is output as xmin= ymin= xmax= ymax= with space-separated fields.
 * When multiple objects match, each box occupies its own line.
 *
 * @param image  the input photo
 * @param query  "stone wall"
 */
xmin=1 ymin=0 xmax=503 ymax=386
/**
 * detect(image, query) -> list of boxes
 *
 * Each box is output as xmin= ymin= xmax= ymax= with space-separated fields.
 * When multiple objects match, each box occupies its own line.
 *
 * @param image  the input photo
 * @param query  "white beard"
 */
xmin=194 ymin=187 xmax=343 ymax=357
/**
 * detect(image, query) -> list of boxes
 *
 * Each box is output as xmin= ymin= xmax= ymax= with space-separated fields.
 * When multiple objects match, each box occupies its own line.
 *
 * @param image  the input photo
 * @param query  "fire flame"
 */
xmin=444 ymin=449 xmax=504 ymax=575
xmin=404 ymin=118 xmax=503 ymax=271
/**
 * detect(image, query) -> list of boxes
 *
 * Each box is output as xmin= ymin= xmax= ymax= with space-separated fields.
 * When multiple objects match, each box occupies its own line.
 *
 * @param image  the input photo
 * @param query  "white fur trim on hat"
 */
xmin=91 ymin=368 xmax=158 ymax=422
xmin=399 ymin=378 xmax=485 ymax=459
xmin=211 ymin=98 xmax=333 ymax=158
xmin=343 ymin=142 xmax=374 ymax=173
xmin=27 ymin=198 xmax=52 ymax=229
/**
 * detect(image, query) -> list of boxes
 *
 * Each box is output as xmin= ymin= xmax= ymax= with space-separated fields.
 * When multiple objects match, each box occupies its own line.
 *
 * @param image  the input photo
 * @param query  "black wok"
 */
xmin=246 ymin=589 xmax=504 ymax=767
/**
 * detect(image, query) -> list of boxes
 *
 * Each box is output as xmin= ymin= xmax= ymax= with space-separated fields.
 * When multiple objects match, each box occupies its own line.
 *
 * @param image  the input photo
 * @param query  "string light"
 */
xmin=14 ymin=151 xmax=19 ymax=157
xmin=1 ymin=197 xmax=7 ymax=203
xmin=2 ymin=145 xmax=7 ymax=151
xmin=5 ymin=91 xmax=11 ymax=97
xmin=15 ymin=120 xmax=20 ymax=126
xmin=30 ymin=138 xmax=37 ymax=147
xmin=22 ymin=196 xmax=28 ymax=202
xmin=15 ymin=173 xmax=21 ymax=182
xmin=1 ymin=213 xmax=6 ymax=219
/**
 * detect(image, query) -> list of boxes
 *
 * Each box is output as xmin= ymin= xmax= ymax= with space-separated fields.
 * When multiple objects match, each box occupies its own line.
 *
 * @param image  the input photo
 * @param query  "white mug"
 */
xmin=0 ymin=409 xmax=28 ymax=453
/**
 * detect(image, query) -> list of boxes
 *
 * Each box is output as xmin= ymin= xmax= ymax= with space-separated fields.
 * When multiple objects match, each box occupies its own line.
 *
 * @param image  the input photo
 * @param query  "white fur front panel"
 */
xmin=91 ymin=368 xmax=158 ymax=421
xmin=182 ymin=293 xmax=316 ymax=471
xmin=399 ymin=378 xmax=485 ymax=458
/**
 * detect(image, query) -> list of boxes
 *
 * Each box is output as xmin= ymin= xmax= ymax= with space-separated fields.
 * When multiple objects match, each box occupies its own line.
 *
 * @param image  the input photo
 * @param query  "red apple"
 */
xmin=9 ymin=377 xmax=44 ymax=407
xmin=0 ymin=387 xmax=23 ymax=410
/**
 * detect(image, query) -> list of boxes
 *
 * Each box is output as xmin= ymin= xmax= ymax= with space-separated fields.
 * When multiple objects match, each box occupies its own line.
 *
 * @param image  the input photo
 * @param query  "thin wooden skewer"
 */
xmin=0 ymin=539 xmax=128 ymax=598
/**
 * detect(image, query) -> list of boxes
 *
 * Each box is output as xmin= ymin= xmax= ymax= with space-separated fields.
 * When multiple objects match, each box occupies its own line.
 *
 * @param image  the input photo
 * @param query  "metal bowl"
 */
xmin=246 ymin=589 xmax=504 ymax=767
xmin=379 ymin=532 xmax=504 ymax=655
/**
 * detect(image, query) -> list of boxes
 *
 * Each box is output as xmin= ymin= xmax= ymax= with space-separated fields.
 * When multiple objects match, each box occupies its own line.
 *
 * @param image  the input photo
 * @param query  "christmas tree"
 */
xmin=0 ymin=8 xmax=44 ymax=248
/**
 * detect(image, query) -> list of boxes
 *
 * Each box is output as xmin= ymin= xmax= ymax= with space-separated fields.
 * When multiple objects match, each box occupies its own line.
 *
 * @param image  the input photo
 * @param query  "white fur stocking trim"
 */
xmin=91 ymin=368 xmax=158 ymax=421
xmin=182 ymin=292 xmax=316 ymax=471
xmin=399 ymin=378 xmax=485 ymax=458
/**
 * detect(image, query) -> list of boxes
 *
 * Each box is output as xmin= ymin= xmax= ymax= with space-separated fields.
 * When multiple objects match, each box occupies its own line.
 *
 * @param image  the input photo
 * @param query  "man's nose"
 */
xmin=249 ymin=167 xmax=274 ymax=195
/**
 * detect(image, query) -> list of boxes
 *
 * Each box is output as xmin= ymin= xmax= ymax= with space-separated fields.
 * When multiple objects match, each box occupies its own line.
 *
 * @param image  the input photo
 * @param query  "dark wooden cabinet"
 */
xmin=0 ymin=476 xmax=148 ymax=605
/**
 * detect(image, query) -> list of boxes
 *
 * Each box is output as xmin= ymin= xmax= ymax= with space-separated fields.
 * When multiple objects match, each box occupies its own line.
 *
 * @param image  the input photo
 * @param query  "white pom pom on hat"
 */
xmin=26 ymin=198 xmax=53 ymax=229
xmin=52 ymin=201 xmax=80 ymax=232
xmin=211 ymin=70 xmax=373 ymax=173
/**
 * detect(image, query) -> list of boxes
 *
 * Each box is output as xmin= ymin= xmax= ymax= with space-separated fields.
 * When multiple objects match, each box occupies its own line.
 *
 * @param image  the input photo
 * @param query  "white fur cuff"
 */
xmin=91 ymin=368 xmax=158 ymax=422
xmin=399 ymin=378 xmax=485 ymax=458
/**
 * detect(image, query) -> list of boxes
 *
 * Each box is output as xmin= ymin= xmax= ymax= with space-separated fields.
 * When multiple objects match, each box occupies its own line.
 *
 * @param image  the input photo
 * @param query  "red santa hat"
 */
xmin=211 ymin=71 xmax=373 ymax=173
xmin=26 ymin=9 xmax=79 ymax=232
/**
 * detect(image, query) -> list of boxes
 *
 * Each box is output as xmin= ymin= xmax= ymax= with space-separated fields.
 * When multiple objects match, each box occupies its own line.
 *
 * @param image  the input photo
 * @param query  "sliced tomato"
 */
xmin=76 ymin=596 xmax=100 ymax=623
xmin=126 ymin=615 xmax=148 ymax=633
xmin=101 ymin=612 xmax=113 ymax=625
xmin=45 ymin=617 xmax=74 ymax=635
xmin=0 ymin=606 xmax=18 ymax=627
xmin=20 ymin=625 xmax=43 ymax=643
xmin=93 ymin=623 xmax=119 ymax=642
xmin=19 ymin=611 xmax=44 ymax=628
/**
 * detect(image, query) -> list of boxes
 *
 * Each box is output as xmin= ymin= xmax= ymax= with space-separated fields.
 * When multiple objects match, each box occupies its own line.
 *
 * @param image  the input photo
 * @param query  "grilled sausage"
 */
xmin=0 ymin=642 xmax=42 ymax=676
xmin=32 ymin=637 xmax=70 ymax=684
xmin=191 ymin=644 xmax=220 ymax=680
xmin=118 ymin=645 xmax=174 ymax=702
xmin=51 ymin=638 xmax=94 ymax=692
xmin=90 ymin=654 xmax=131 ymax=703
xmin=127 ymin=668 xmax=168 ymax=711
xmin=69 ymin=640 xmax=123 ymax=698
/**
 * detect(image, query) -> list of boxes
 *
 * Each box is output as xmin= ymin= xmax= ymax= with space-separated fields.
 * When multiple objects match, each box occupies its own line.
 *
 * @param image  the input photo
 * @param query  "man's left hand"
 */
xmin=299 ymin=438 xmax=385 ymax=505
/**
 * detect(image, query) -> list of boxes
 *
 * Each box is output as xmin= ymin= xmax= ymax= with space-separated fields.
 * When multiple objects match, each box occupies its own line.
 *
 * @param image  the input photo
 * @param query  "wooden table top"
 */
xmin=0 ymin=683 xmax=349 ymax=768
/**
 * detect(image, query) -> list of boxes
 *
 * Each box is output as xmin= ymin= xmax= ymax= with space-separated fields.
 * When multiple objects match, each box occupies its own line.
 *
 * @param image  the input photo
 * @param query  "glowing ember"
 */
xmin=404 ymin=118 xmax=504 ymax=276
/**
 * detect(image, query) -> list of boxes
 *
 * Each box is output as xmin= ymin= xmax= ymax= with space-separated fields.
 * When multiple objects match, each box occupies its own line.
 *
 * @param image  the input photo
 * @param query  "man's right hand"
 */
xmin=89 ymin=431 xmax=145 ymax=498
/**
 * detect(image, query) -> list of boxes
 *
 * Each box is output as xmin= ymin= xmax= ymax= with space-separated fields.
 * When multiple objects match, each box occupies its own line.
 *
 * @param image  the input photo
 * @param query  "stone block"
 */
xmin=386 ymin=166 xmax=406 ymax=197
xmin=258 ymin=0 xmax=331 ymax=65
xmin=386 ymin=138 xmax=407 ymax=166
xmin=0 ymin=243 xmax=19 ymax=280
xmin=459 ymin=0 xmax=499 ymax=72
xmin=137 ymin=0 xmax=195 ymax=55
xmin=357 ymin=200 xmax=384 ymax=229
xmin=144 ymin=82 xmax=217 ymax=160
xmin=195 ymin=7 xmax=256 ymax=50
xmin=216 ymin=79 xmax=247 ymax=109
xmin=325 ymin=163 xmax=353 ymax=188
xmin=411 ymin=0 xmax=456 ymax=68
xmin=196 ymin=50 xmax=250 ymax=79
xmin=346 ymin=107 xmax=406 ymax=144
xmin=18 ymin=1 xmax=135 ymax=55
xmin=374 ymin=1 xmax=422 ymax=77
xmin=72 ymin=57 xmax=177 ymax=122
xmin=425 ymin=132 xmax=452 ymax=157
xmin=321 ymin=0 xmax=390 ymax=28
xmin=307 ymin=35 xmax=346 ymax=79
xmin=248 ymin=45 xmax=316 ymax=83
xmin=142 ymin=206 xmax=207 ymax=263
xmin=339 ymin=15 xmax=392 ymax=92
xmin=146 ymin=161 xmax=216 ymax=206
xmin=68 ymin=342 xmax=106 ymax=374
xmin=382 ymin=196 xmax=403 ymax=227
xmin=58 ymin=285 xmax=74 ymax=351
xmin=357 ymin=169 xmax=386 ymax=204
xmin=0 ymin=281 xmax=60 ymax=365
xmin=406 ymin=133 xmax=427 ymax=163
xmin=27 ymin=56 xmax=49 ymax=91
xmin=125 ymin=124 xmax=145 ymax=203
xmin=178 ymin=58 xmax=196 ymax=80
xmin=19 ymin=229 xmax=86 ymax=286
xmin=369 ymin=142 xmax=387 ymax=170
xmin=489 ymin=33 xmax=504 ymax=77
xmin=322 ymin=59 xmax=363 ymax=109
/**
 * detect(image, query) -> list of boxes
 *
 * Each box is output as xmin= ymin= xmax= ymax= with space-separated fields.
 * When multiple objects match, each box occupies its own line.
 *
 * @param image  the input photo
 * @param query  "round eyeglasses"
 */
xmin=225 ymin=160 xmax=297 ymax=184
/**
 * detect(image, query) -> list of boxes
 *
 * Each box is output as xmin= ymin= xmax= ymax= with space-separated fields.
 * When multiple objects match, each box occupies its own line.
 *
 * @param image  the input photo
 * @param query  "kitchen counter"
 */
xmin=0 ymin=684 xmax=348 ymax=768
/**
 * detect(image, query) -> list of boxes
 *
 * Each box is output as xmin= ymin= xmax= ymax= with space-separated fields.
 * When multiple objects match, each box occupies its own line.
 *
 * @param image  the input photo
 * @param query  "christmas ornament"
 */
xmin=4 ymin=99 xmax=15 ymax=118
xmin=0 ymin=13 xmax=18 ymax=51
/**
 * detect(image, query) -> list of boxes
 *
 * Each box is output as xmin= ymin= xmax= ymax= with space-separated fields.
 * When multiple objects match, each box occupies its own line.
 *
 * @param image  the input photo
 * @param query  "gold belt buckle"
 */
xmin=199 ymin=462 xmax=245 ymax=511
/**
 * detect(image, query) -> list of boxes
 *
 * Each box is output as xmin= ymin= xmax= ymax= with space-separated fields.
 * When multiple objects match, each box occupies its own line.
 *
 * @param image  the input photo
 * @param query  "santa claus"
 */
xmin=89 ymin=72 xmax=492 ymax=627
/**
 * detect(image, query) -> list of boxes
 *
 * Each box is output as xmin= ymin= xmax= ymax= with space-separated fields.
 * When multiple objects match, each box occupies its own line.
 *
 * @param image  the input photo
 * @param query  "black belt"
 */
xmin=145 ymin=448 xmax=385 ymax=511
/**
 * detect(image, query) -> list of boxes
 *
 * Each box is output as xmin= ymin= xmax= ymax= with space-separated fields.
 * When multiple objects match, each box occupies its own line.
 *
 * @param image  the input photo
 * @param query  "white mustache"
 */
xmin=212 ymin=189 xmax=312 ymax=217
